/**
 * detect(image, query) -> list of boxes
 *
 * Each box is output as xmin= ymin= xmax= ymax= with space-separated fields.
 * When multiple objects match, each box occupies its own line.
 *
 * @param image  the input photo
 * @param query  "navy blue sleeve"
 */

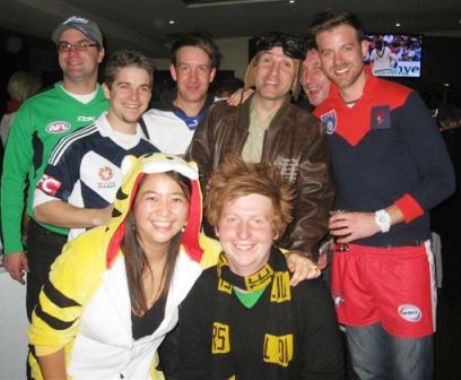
xmin=37 ymin=143 xmax=81 ymax=202
xmin=396 ymin=91 xmax=455 ymax=211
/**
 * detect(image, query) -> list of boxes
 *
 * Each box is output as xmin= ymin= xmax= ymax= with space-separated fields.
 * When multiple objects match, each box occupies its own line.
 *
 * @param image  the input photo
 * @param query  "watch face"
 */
xmin=375 ymin=210 xmax=391 ymax=233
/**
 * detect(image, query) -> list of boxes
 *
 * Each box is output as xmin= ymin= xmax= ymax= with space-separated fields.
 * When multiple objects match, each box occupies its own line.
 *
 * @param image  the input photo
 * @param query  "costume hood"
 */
xmin=105 ymin=152 xmax=203 ymax=267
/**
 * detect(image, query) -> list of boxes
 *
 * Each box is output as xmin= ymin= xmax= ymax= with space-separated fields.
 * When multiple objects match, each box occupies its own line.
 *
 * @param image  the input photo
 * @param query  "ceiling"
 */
xmin=1 ymin=0 xmax=460 ymax=57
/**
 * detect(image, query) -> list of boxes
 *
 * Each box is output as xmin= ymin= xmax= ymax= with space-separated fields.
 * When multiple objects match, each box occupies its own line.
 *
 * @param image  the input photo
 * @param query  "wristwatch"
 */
xmin=374 ymin=209 xmax=391 ymax=233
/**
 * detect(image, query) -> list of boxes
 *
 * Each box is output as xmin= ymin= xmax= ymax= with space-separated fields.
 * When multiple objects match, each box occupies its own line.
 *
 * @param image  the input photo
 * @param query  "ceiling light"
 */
xmin=444 ymin=83 xmax=450 ymax=87
xmin=183 ymin=0 xmax=286 ymax=7
xmin=289 ymin=0 xmax=295 ymax=4
xmin=395 ymin=22 xmax=401 ymax=27
xmin=168 ymin=20 xmax=175 ymax=25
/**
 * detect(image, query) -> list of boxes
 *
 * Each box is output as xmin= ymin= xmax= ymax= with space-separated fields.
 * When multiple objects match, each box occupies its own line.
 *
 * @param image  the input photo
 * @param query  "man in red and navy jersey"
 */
xmin=310 ymin=9 xmax=455 ymax=380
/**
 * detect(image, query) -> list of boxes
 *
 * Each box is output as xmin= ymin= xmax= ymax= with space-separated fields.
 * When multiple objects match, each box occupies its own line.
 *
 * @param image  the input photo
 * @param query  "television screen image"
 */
xmin=365 ymin=34 xmax=423 ymax=78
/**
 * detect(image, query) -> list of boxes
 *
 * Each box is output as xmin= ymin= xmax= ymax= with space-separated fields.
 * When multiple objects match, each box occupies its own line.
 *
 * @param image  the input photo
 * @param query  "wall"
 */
xmin=153 ymin=36 xmax=250 ymax=80
xmin=214 ymin=36 xmax=249 ymax=80
xmin=421 ymin=36 xmax=461 ymax=85
xmin=396 ymin=36 xmax=461 ymax=108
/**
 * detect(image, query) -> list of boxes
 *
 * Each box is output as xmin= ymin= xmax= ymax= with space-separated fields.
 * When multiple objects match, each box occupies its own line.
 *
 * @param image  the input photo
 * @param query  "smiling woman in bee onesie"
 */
xmin=28 ymin=152 xmax=221 ymax=380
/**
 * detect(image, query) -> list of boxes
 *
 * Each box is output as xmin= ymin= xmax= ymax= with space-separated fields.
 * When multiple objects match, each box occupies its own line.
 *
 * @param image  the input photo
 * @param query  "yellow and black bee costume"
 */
xmin=28 ymin=153 xmax=220 ymax=380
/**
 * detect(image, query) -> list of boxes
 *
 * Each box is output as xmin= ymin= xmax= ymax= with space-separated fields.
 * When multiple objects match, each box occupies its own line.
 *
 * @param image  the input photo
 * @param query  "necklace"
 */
xmin=344 ymin=96 xmax=362 ymax=105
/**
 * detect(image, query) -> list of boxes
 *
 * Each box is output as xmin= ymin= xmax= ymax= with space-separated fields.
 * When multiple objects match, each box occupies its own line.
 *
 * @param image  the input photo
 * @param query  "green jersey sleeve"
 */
xmin=1 ymin=105 xmax=35 ymax=253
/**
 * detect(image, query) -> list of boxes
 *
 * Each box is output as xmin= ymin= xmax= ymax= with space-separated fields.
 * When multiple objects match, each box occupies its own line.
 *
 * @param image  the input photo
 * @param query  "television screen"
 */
xmin=364 ymin=34 xmax=423 ymax=78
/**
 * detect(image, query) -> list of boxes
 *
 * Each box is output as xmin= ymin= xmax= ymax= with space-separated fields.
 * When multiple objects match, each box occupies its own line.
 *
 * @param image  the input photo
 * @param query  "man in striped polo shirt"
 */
xmin=34 ymin=49 xmax=158 ymax=241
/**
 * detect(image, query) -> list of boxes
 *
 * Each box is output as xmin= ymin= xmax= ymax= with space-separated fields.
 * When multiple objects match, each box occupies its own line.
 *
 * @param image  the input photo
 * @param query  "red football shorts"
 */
xmin=331 ymin=241 xmax=436 ymax=338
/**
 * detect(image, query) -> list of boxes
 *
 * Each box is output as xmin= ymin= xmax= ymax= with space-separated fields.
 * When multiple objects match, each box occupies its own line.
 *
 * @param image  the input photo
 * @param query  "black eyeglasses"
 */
xmin=255 ymin=32 xmax=305 ymax=60
xmin=57 ymin=40 xmax=99 ymax=53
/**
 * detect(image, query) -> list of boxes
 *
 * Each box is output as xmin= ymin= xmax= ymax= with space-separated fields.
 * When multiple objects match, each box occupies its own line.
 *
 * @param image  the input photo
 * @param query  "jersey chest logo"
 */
xmin=46 ymin=121 xmax=71 ymax=134
xmin=77 ymin=116 xmax=96 ymax=122
xmin=81 ymin=153 xmax=120 ymax=203
xmin=371 ymin=105 xmax=391 ymax=130
xmin=319 ymin=109 xmax=337 ymax=135
xmin=99 ymin=166 xmax=114 ymax=181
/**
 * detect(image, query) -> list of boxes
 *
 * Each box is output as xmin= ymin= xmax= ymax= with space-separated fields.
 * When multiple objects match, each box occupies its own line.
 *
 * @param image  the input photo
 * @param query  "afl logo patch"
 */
xmin=46 ymin=121 xmax=71 ymax=134
xmin=320 ymin=110 xmax=337 ymax=135
xmin=398 ymin=304 xmax=422 ymax=322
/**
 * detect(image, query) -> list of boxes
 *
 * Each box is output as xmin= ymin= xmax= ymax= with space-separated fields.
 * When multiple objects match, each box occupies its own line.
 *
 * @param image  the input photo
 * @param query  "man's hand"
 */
xmin=329 ymin=211 xmax=380 ymax=243
xmin=286 ymin=251 xmax=321 ymax=286
xmin=3 ymin=252 xmax=29 ymax=284
xmin=91 ymin=204 xmax=113 ymax=227
xmin=226 ymin=88 xmax=254 ymax=106
xmin=317 ymin=239 xmax=333 ymax=270
xmin=317 ymin=251 xmax=329 ymax=270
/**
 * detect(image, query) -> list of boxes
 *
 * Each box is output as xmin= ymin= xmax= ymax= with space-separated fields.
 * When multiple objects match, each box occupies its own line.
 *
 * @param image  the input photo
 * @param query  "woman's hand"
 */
xmin=286 ymin=251 xmax=321 ymax=286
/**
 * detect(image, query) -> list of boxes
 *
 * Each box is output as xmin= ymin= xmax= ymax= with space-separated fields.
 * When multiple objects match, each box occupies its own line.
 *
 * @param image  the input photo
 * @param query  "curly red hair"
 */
xmin=205 ymin=154 xmax=294 ymax=239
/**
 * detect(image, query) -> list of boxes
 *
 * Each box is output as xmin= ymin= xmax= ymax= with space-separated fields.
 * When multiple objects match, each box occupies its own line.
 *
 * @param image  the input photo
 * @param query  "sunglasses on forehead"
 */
xmin=255 ymin=32 xmax=305 ymax=60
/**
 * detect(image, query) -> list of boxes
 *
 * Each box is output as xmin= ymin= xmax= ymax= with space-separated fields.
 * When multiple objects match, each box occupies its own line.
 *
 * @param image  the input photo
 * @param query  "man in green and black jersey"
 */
xmin=1 ymin=15 xmax=107 ymax=319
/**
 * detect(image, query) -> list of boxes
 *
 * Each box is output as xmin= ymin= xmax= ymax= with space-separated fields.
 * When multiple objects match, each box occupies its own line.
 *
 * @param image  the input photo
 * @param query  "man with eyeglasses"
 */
xmin=142 ymin=32 xmax=220 ymax=155
xmin=1 ymin=15 xmax=108 ymax=320
xmin=188 ymin=31 xmax=335 ymax=263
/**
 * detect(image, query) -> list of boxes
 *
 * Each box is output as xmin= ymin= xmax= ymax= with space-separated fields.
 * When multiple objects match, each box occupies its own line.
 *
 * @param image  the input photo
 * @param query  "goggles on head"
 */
xmin=255 ymin=32 xmax=305 ymax=60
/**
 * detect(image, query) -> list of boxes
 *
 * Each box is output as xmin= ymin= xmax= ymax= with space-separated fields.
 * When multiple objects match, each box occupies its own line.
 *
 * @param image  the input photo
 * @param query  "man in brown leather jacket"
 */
xmin=188 ymin=31 xmax=335 ymax=260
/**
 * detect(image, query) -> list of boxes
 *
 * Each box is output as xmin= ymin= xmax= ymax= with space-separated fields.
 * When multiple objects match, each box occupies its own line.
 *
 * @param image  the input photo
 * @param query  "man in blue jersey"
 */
xmin=34 ymin=49 xmax=158 ymax=240
xmin=142 ymin=32 xmax=221 ymax=155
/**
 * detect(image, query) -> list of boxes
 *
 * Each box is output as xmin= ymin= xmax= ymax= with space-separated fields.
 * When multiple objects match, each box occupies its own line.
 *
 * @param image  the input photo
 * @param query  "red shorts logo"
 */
xmin=37 ymin=174 xmax=62 ymax=195
xmin=398 ymin=304 xmax=422 ymax=322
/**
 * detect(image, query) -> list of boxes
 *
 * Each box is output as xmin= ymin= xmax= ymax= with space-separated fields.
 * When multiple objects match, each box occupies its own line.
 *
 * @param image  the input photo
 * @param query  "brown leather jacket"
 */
xmin=187 ymin=95 xmax=335 ymax=259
